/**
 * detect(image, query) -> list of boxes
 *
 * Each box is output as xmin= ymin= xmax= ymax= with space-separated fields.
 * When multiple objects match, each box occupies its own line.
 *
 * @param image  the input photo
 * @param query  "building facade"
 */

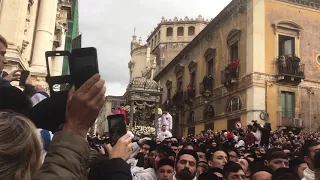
xmin=154 ymin=0 xmax=320 ymax=137
xmin=0 ymin=0 xmax=78 ymax=86
xmin=128 ymin=16 xmax=209 ymax=82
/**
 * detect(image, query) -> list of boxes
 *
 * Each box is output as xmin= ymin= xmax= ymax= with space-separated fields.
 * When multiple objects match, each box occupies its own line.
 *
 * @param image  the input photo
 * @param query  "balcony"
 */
xmin=221 ymin=61 xmax=239 ymax=88
xmin=276 ymin=56 xmax=305 ymax=84
xmin=172 ymin=90 xmax=184 ymax=108
xmin=277 ymin=111 xmax=305 ymax=128
xmin=200 ymin=75 xmax=214 ymax=97
xmin=184 ymin=85 xmax=196 ymax=105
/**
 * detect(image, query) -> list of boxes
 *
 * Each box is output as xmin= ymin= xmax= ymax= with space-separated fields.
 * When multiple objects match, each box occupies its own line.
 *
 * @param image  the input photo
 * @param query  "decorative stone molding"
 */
xmin=227 ymin=29 xmax=241 ymax=46
xmin=128 ymin=60 xmax=135 ymax=69
xmin=21 ymin=40 xmax=29 ymax=54
xmin=24 ymin=0 xmax=34 ymax=35
xmin=272 ymin=20 xmax=303 ymax=38
xmin=166 ymin=80 xmax=172 ymax=88
xmin=188 ymin=60 xmax=197 ymax=73
xmin=174 ymin=63 xmax=184 ymax=77
xmin=204 ymin=48 xmax=216 ymax=61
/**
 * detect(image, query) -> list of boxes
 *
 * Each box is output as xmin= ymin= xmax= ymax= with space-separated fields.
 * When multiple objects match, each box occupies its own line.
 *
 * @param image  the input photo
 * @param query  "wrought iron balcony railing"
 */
xmin=277 ymin=56 xmax=305 ymax=81
xmin=200 ymin=75 xmax=214 ymax=97
xmin=221 ymin=64 xmax=239 ymax=87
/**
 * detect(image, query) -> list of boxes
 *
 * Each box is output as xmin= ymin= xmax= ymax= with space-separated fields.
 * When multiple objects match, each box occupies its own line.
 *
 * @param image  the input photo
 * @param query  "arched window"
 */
xmin=203 ymin=105 xmax=214 ymax=119
xmin=226 ymin=97 xmax=241 ymax=113
xmin=188 ymin=111 xmax=195 ymax=123
xmin=166 ymin=27 xmax=173 ymax=37
xmin=177 ymin=27 xmax=184 ymax=36
xmin=188 ymin=26 xmax=195 ymax=36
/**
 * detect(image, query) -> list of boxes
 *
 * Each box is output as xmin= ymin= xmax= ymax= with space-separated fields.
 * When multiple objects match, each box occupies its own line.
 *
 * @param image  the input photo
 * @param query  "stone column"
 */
xmin=31 ymin=0 xmax=58 ymax=72
xmin=52 ymin=25 xmax=67 ymax=76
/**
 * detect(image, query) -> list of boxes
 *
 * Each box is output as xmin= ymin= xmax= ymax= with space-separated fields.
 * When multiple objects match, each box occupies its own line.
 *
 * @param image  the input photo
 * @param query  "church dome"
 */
xmin=130 ymin=77 xmax=160 ymax=91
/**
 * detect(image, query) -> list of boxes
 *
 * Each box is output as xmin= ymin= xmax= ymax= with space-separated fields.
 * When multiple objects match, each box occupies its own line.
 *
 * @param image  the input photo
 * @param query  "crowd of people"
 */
xmin=1 ymin=32 xmax=320 ymax=180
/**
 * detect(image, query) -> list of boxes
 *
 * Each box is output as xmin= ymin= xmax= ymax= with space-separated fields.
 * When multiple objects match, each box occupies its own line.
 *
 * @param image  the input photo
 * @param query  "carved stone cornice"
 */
xmin=276 ymin=0 xmax=320 ymax=10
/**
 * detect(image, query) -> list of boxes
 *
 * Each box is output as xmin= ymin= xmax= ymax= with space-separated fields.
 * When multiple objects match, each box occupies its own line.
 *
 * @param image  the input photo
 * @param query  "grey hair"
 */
xmin=0 ymin=111 xmax=42 ymax=179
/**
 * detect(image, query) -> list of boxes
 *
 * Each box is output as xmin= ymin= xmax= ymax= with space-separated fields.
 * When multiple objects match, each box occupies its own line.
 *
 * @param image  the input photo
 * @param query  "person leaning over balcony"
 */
xmin=231 ymin=59 xmax=239 ymax=78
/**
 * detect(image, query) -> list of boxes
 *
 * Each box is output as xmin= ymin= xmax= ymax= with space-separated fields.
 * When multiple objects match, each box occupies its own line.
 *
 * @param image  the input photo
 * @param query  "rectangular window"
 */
xmin=188 ymin=26 xmax=195 ymax=36
xmin=177 ymin=27 xmax=184 ymax=36
xmin=230 ymin=41 xmax=239 ymax=62
xmin=190 ymin=72 xmax=196 ymax=87
xmin=279 ymin=35 xmax=295 ymax=56
xmin=166 ymin=27 xmax=173 ymax=37
xmin=281 ymin=92 xmax=295 ymax=118
xmin=207 ymin=59 xmax=213 ymax=76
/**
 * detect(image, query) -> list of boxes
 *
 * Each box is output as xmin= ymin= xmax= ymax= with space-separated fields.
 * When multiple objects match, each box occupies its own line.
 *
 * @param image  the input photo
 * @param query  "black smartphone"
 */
xmin=70 ymin=47 xmax=99 ymax=89
xmin=315 ymin=151 xmax=320 ymax=168
xmin=45 ymin=51 xmax=72 ymax=95
xmin=107 ymin=114 xmax=127 ymax=146
xmin=19 ymin=70 xmax=30 ymax=86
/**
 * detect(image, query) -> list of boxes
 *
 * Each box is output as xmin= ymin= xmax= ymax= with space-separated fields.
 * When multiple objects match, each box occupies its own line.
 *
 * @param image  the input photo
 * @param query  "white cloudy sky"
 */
xmin=79 ymin=0 xmax=231 ymax=96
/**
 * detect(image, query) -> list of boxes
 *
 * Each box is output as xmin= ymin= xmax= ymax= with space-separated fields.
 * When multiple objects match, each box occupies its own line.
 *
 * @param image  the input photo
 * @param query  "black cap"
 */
xmin=157 ymin=158 xmax=174 ymax=169
xmin=176 ymin=149 xmax=199 ymax=163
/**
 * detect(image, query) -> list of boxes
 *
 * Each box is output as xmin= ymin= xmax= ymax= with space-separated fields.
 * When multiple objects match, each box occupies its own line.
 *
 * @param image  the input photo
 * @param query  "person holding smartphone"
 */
xmin=0 ymin=54 xmax=21 ymax=88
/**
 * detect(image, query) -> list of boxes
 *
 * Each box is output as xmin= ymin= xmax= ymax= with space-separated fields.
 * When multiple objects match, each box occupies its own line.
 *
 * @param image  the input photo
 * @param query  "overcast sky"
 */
xmin=79 ymin=0 xmax=231 ymax=96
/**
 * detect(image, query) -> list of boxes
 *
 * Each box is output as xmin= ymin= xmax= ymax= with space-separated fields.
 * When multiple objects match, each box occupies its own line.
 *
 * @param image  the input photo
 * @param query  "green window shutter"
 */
xmin=281 ymin=92 xmax=286 ymax=117
xmin=287 ymin=93 xmax=294 ymax=118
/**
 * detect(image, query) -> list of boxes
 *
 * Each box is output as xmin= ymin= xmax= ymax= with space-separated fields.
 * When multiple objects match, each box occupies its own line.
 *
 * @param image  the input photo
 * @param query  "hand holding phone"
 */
xmin=70 ymin=47 xmax=99 ymax=89
xmin=107 ymin=114 xmax=127 ymax=146
xmin=105 ymin=133 xmax=133 ymax=161
xmin=19 ymin=70 xmax=30 ymax=86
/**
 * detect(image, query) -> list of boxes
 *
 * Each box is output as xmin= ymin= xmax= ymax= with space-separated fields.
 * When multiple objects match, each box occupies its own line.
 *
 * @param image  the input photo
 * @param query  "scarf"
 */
xmin=303 ymin=168 xmax=315 ymax=180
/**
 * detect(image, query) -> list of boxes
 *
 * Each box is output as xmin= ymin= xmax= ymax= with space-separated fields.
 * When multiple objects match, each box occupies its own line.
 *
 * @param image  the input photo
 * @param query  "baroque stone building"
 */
xmin=154 ymin=0 xmax=320 ymax=136
xmin=0 ymin=0 xmax=79 ymax=86
xmin=128 ymin=16 xmax=209 ymax=81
